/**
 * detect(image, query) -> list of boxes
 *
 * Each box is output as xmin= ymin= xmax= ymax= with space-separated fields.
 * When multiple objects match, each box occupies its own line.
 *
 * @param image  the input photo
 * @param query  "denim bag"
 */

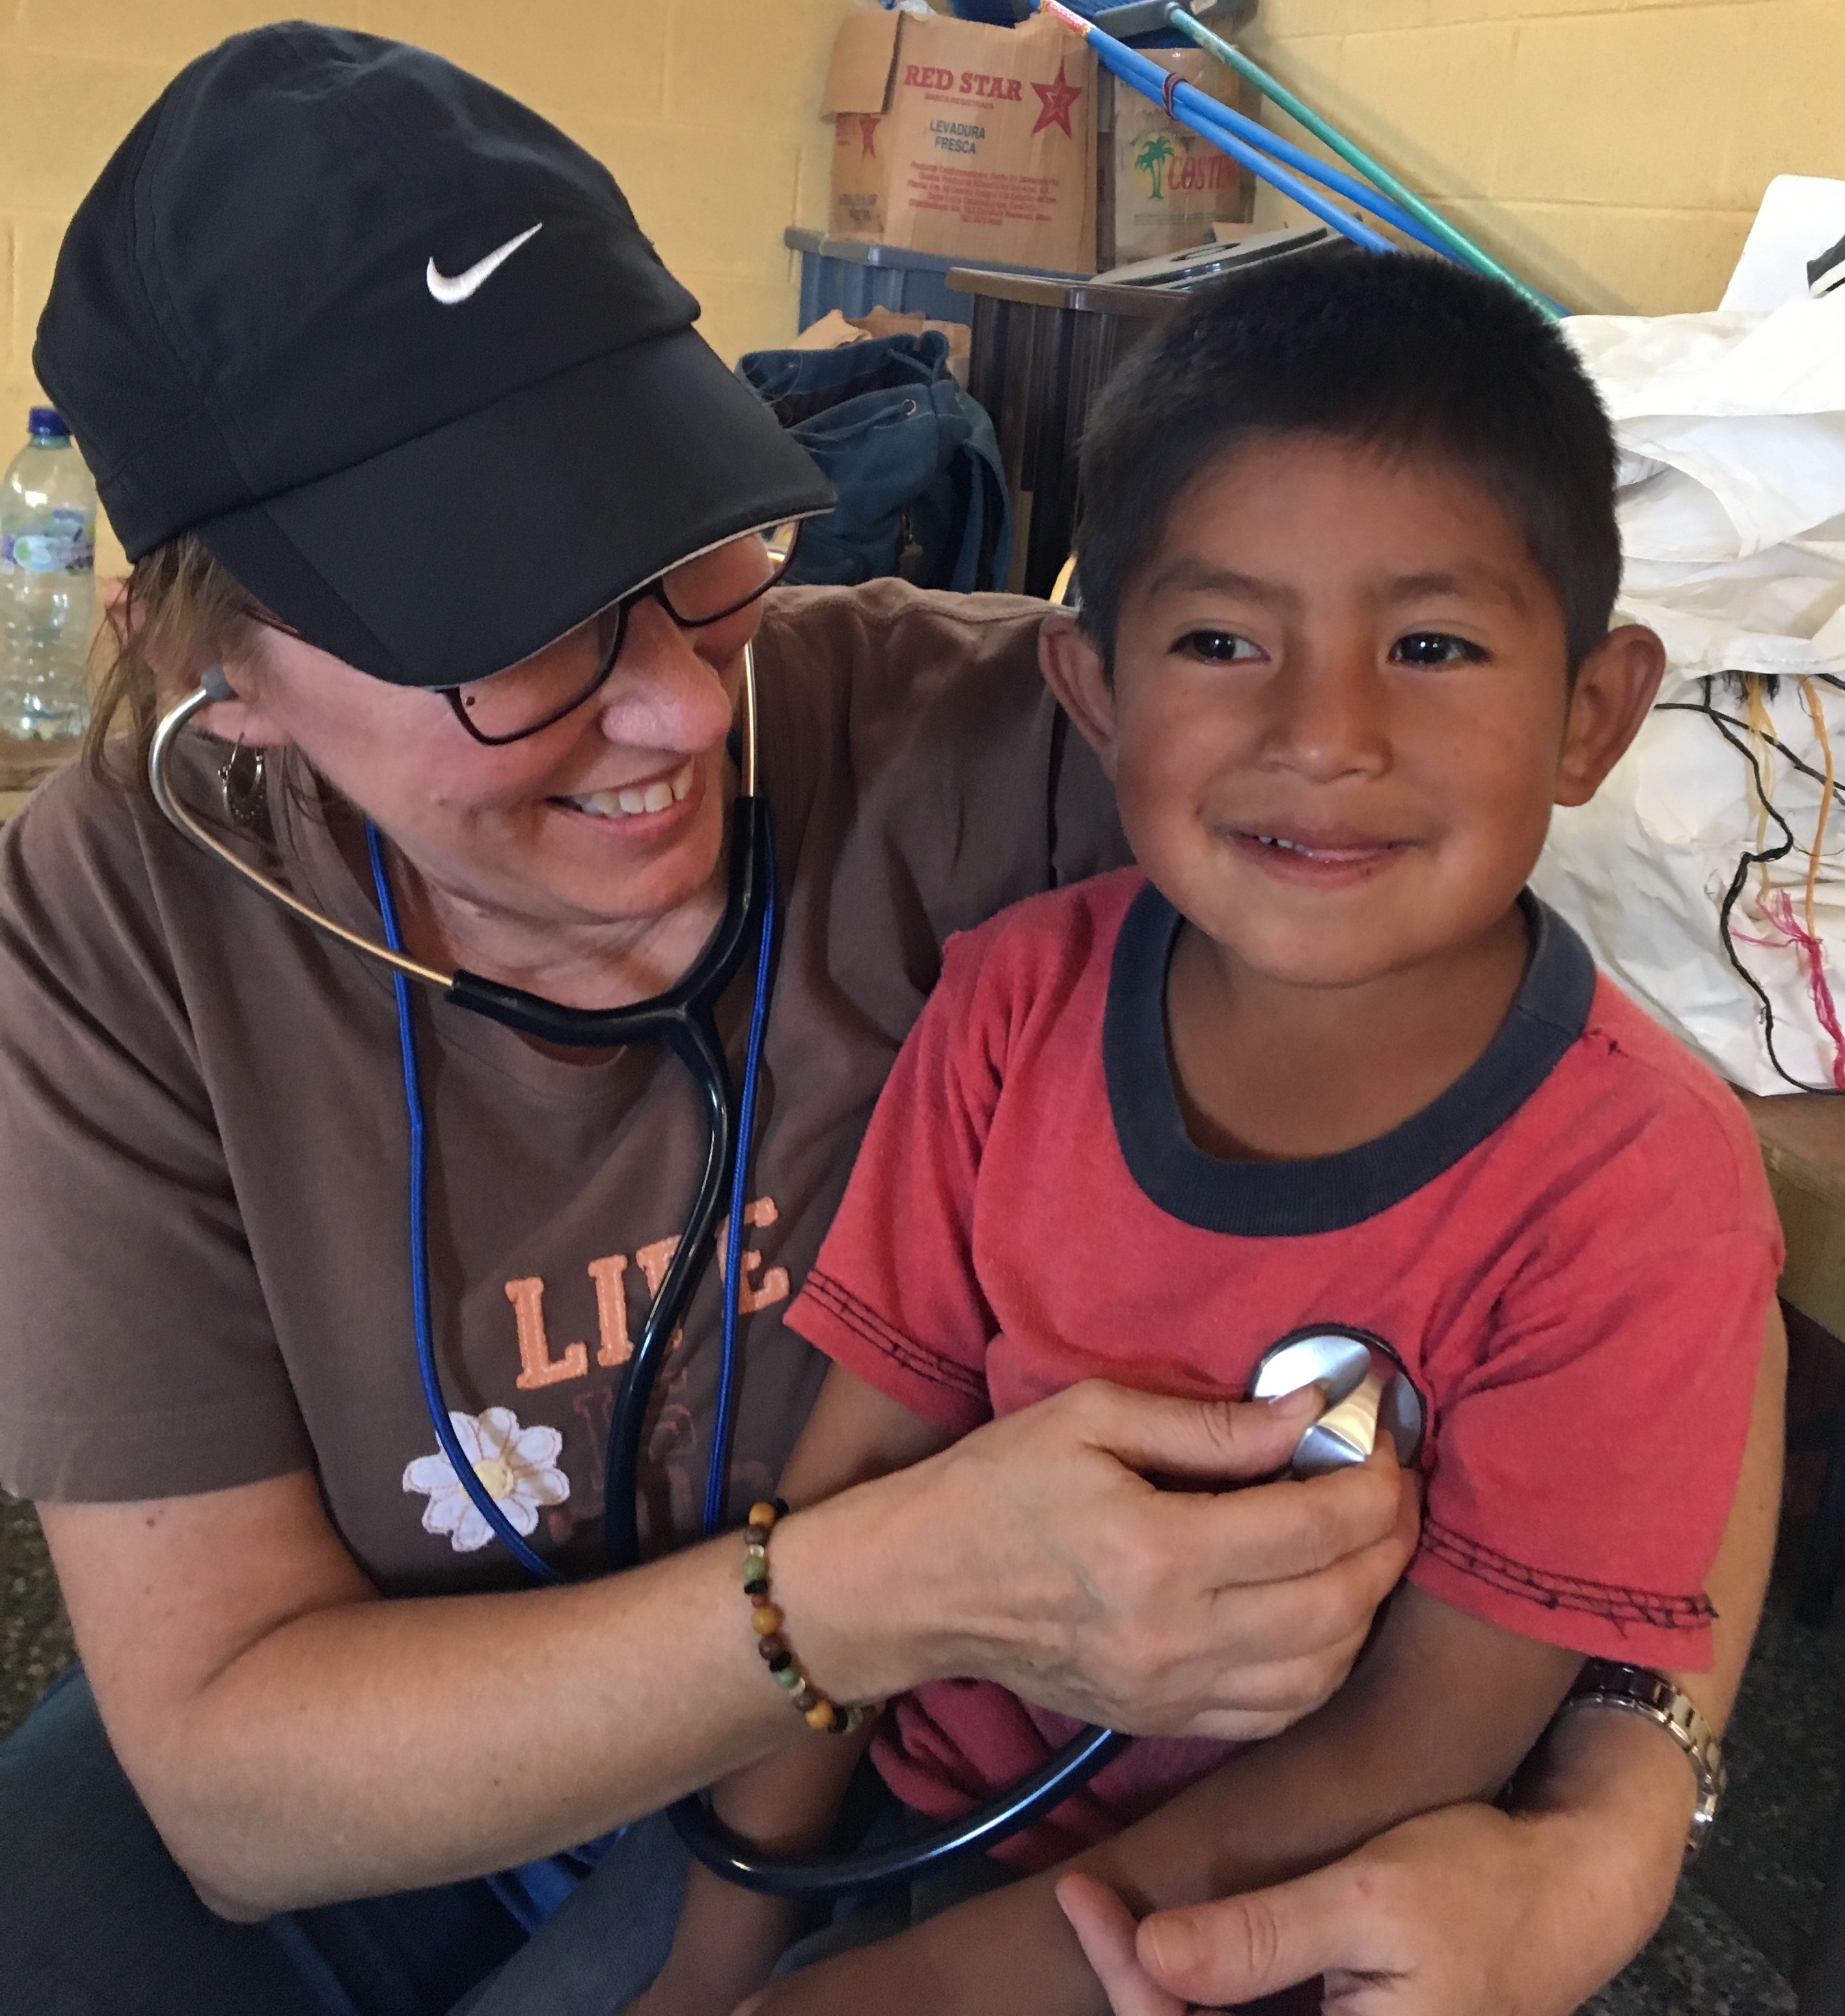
xmin=736 ymin=331 xmax=1012 ymax=593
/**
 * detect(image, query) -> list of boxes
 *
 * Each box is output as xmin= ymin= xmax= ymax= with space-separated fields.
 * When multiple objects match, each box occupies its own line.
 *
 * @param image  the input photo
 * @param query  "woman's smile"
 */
xmin=554 ymin=757 xmax=696 ymax=821
xmin=550 ymin=756 xmax=701 ymax=827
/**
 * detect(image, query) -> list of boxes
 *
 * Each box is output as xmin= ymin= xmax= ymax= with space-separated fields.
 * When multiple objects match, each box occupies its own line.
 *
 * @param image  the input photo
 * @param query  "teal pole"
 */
xmin=1166 ymin=9 xmax=1563 ymax=320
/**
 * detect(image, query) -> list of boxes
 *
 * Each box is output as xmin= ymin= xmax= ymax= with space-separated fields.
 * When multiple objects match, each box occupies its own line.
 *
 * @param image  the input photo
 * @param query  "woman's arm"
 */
xmin=41 ymin=1472 xmax=798 ymax=1919
xmin=39 ymin=1372 xmax=1411 ymax=1918
xmin=1061 ymin=1298 xmax=1787 ymax=2016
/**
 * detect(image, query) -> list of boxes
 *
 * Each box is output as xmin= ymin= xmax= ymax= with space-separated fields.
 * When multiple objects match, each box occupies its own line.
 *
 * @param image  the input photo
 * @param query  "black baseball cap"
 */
xmin=34 ymin=22 xmax=834 ymax=687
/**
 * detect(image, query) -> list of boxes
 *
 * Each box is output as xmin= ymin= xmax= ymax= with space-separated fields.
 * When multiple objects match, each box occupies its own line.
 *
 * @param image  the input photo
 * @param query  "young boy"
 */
xmin=632 ymin=254 xmax=1781 ymax=2016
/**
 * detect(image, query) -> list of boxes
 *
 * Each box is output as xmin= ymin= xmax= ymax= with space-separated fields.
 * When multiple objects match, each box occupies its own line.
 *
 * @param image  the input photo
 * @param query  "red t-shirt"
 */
xmin=785 ymin=870 xmax=1781 ymax=1871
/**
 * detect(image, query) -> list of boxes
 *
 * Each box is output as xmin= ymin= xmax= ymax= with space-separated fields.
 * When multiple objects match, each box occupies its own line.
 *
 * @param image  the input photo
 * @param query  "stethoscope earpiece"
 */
xmin=1248 ymin=1327 xmax=1426 ymax=1477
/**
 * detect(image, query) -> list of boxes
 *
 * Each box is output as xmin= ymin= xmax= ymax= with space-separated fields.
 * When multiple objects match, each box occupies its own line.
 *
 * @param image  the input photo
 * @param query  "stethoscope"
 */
xmin=149 ymin=655 xmax=1428 ymax=1899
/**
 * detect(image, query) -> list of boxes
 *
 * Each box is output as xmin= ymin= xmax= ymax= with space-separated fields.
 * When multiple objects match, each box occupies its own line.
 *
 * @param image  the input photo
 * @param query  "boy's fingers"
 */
xmin=1136 ymin=1862 xmax=1397 ymax=2006
xmin=1054 ymin=1875 xmax=1187 ymax=2016
xmin=1071 ymin=1379 xmax=1324 ymax=1485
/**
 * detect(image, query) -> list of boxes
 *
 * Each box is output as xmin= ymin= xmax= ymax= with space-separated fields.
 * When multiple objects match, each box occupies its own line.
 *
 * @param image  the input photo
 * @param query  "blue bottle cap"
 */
xmin=27 ymin=406 xmax=69 ymax=439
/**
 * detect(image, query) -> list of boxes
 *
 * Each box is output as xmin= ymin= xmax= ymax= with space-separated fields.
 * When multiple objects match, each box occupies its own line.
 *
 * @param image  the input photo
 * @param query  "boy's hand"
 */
xmin=622 ymin=1968 xmax=736 ymax=2016
xmin=1054 ymin=1875 xmax=1185 ymax=2016
xmin=620 ymin=1869 xmax=801 ymax=2016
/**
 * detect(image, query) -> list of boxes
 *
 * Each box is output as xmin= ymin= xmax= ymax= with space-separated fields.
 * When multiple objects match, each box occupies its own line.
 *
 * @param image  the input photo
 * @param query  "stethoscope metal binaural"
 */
xmin=150 ymin=657 xmax=1428 ymax=1898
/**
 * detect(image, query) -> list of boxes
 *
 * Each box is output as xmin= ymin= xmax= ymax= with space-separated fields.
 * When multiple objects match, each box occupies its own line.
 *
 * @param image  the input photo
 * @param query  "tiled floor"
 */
xmin=0 ymin=1488 xmax=72 ymax=1742
xmin=1 ymin=1488 xmax=1837 ymax=2009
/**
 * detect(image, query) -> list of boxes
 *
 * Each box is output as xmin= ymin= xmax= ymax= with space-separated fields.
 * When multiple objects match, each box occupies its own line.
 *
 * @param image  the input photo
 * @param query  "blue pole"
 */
xmin=1048 ymin=8 xmax=1394 ymax=255
xmin=1163 ymin=78 xmax=1458 ymax=260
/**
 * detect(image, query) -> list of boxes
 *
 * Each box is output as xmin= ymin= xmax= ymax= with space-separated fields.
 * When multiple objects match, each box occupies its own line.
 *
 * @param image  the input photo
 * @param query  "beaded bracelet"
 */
xmin=743 ymin=1498 xmax=876 ymax=1734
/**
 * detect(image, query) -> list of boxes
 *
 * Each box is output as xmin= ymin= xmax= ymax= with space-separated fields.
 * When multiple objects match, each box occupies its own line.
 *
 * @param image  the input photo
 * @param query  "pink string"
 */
xmin=1756 ymin=888 xmax=1845 ymax=1089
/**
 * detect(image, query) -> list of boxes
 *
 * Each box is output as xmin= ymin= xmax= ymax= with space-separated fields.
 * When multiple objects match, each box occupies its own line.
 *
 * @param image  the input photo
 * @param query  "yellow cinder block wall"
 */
xmin=0 ymin=1 xmax=853 ymax=573
xmin=1242 ymin=0 xmax=1844 ymax=323
xmin=6 ymin=0 xmax=1842 ymax=571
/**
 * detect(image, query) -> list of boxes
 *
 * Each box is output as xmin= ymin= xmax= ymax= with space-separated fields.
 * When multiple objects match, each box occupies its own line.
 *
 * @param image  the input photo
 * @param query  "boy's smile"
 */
xmin=1227 ymin=826 xmax=1408 ymax=887
xmin=1043 ymin=432 xmax=1664 ymax=1157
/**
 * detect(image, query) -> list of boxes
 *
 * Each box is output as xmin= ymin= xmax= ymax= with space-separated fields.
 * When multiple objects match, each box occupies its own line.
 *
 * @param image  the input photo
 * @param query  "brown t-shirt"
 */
xmin=0 ymin=581 xmax=1125 ymax=1593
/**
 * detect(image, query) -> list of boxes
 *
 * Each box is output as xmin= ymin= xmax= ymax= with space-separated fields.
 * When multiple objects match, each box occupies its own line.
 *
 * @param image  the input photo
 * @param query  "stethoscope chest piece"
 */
xmin=1248 ymin=1327 xmax=1425 ymax=1477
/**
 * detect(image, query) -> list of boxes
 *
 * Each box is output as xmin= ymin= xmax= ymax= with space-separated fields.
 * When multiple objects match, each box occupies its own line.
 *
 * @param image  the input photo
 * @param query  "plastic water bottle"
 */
xmin=0 ymin=408 xmax=96 ymax=741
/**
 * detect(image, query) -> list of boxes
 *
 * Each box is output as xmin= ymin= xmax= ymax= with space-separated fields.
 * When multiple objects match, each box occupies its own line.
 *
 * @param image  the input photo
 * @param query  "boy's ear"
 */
xmin=1038 ymin=616 xmax=1120 ymax=780
xmin=1554 ymin=623 xmax=1665 ymax=808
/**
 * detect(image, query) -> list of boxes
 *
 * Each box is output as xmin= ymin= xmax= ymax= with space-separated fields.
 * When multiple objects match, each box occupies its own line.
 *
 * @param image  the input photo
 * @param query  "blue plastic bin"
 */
xmin=786 ymin=229 xmax=1079 ymax=331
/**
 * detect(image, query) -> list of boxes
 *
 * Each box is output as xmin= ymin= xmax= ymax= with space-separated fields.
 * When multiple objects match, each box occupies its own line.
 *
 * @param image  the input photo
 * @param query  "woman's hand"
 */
xmin=776 ymin=1379 xmax=1418 ymax=1741
xmin=1055 ymin=1773 xmax=1685 ymax=2016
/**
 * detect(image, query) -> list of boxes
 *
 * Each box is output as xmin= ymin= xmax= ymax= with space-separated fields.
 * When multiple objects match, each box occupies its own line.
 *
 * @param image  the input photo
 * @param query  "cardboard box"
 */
xmin=1099 ymin=50 xmax=1257 ymax=269
xmin=821 ymin=7 xmax=1097 ymax=275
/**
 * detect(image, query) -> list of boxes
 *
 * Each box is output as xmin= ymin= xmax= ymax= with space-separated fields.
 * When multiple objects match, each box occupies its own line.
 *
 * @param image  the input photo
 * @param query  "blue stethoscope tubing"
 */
xmin=366 ymin=788 xmax=773 ymax=1574
xmin=147 ymin=649 xmax=1125 ymax=1896
xmin=364 ymin=800 xmax=778 ymax=1579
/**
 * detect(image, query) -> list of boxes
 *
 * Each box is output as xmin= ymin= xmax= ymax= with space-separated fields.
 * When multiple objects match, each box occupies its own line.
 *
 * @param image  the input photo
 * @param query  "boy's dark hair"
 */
xmin=1074 ymin=251 xmax=1620 ymax=672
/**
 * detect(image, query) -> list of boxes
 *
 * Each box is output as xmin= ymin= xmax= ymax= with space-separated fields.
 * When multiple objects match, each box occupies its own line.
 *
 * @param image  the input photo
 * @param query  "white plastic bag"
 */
xmin=1532 ymin=679 xmax=1845 ymax=1093
xmin=1564 ymin=297 xmax=1845 ymax=683
xmin=1532 ymin=278 xmax=1845 ymax=1093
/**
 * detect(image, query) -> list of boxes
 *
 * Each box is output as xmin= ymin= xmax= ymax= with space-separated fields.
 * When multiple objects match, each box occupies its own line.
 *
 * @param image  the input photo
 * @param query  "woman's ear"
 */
xmin=110 ymin=576 xmax=297 ymax=750
xmin=1039 ymin=616 xmax=1121 ymax=781
xmin=1554 ymin=623 xmax=1665 ymax=808
xmin=196 ymin=662 xmax=294 ymax=748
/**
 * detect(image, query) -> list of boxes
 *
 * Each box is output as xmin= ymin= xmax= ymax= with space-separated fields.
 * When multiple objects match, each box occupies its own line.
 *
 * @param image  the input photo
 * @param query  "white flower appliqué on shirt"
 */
xmin=402 ymin=1408 xmax=570 ymax=1553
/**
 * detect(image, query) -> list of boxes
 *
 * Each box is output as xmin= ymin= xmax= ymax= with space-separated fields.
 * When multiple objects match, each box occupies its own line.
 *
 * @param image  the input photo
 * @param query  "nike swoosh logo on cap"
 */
xmin=426 ymin=223 xmax=543 ymax=305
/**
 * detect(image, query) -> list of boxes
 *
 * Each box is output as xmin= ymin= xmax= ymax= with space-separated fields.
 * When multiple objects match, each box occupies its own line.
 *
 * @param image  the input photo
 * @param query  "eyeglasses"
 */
xmin=441 ymin=520 xmax=805 ymax=746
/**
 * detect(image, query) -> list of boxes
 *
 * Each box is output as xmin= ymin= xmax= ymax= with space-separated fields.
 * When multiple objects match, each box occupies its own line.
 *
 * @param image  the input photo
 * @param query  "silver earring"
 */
xmin=217 ymin=738 xmax=267 ymax=828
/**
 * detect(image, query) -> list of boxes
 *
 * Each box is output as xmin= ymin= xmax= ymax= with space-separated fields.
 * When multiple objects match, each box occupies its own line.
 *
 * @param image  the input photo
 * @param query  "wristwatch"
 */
xmin=1556 ymin=1660 xmax=1727 ymax=1857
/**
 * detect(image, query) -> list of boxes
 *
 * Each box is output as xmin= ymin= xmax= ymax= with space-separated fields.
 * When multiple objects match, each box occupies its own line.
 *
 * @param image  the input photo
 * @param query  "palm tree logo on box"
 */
xmin=1134 ymin=132 xmax=1175 ymax=200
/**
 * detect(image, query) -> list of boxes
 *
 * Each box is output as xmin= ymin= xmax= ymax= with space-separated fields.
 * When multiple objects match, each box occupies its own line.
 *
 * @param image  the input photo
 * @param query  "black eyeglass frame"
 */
xmin=438 ymin=521 xmax=806 ymax=748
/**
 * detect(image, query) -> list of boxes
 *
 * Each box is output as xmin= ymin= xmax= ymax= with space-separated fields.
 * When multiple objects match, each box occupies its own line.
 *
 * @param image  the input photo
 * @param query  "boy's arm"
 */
xmin=628 ymin=1369 xmax=955 ymax=2016
xmin=743 ymin=1573 xmax=1579 ymax=2016
xmin=783 ymin=1361 xmax=964 ymax=1500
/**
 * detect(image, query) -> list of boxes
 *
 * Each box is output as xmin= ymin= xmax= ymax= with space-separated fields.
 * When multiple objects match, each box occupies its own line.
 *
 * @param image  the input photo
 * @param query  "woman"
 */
xmin=0 ymin=24 xmax=1779 ymax=2016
